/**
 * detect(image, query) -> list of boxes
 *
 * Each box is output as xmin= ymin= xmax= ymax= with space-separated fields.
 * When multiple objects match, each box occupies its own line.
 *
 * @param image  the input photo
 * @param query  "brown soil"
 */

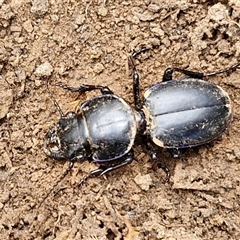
xmin=1 ymin=1 xmax=240 ymax=239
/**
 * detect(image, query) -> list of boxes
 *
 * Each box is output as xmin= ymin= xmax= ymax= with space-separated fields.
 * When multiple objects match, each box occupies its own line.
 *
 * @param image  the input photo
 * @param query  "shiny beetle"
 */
xmin=44 ymin=49 xmax=240 ymax=185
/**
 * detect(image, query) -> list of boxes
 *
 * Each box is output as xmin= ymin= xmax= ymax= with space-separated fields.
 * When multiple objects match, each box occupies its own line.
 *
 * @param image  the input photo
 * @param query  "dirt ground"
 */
xmin=1 ymin=0 xmax=240 ymax=239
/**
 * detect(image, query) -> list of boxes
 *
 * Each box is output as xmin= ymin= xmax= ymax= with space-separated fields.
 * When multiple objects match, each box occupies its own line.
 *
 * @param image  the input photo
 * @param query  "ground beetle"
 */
xmin=43 ymin=49 xmax=240 ymax=192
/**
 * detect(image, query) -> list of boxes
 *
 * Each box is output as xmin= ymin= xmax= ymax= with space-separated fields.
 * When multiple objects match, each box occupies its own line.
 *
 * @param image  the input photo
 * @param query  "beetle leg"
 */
xmin=168 ymin=148 xmax=188 ymax=158
xmin=99 ymin=151 xmax=134 ymax=176
xmin=204 ymin=61 xmax=240 ymax=77
xmin=128 ymin=54 xmax=142 ymax=110
xmin=131 ymin=48 xmax=150 ymax=58
xmin=168 ymin=148 xmax=181 ymax=158
xmin=163 ymin=61 xmax=240 ymax=82
xmin=143 ymin=136 xmax=170 ymax=182
xmin=78 ymin=168 xmax=106 ymax=186
xmin=132 ymin=65 xmax=141 ymax=110
xmin=55 ymin=83 xmax=114 ymax=95
xmin=129 ymin=48 xmax=150 ymax=110
xmin=162 ymin=68 xmax=204 ymax=81
xmin=78 ymin=151 xmax=134 ymax=186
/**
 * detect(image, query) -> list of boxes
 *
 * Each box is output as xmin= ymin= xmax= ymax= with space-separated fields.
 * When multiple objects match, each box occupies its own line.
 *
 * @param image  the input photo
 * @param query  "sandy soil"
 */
xmin=1 ymin=0 xmax=240 ymax=239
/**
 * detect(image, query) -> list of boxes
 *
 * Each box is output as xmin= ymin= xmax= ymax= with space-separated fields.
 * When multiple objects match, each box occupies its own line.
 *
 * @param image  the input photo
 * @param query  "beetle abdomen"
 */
xmin=82 ymin=95 xmax=137 ymax=161
xmin=144 ymin=79 xmax=232 ymax=148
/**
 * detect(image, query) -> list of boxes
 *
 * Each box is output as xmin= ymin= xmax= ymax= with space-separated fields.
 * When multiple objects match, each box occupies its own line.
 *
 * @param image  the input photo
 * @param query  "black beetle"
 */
xmin=44 ymin=50 xmax=240 ymax=188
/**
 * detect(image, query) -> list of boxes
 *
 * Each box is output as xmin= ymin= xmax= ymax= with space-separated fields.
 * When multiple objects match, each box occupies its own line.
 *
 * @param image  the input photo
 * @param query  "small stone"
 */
xmin=10 ymin=25 xmax=22 ymax=32
xmin=98 ymin=6 xmax=108 ymax=17
xmin=22 ymin=19 xmax=33 ymax=33
xmin=151 ymin=27 xmax=165 ymax=37
xmin=35 ymin=61 xmax=53 ymax=77
xmin=75 ymin=14 xmax=85 ymax=25
xmin=93 ymin=63 xmax=105 ymax=74
xmin=31 ymin=0 xmax=49 ymax=16
xmin=134 ymin=173 xmax=152 ymax=191
xmin=132 ymin=9 xmax=158 ymax=21
xmin=148 ymin=4 xmax=160 ymax=13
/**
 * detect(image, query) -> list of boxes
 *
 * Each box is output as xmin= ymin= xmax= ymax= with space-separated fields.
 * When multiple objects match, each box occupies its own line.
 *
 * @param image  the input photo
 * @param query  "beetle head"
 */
xmin=44 ymin=112 xmax=89 ymax=161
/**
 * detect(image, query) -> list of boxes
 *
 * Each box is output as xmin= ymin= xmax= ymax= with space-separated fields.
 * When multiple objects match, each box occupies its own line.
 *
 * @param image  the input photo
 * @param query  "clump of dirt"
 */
xmin=1 ymin=1 xmax=240 ymax=239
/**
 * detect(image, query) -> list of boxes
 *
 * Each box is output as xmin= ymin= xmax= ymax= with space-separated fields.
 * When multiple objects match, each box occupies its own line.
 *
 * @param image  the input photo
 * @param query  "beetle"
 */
xmin=44 ymin=49 xmax=240 ymax=189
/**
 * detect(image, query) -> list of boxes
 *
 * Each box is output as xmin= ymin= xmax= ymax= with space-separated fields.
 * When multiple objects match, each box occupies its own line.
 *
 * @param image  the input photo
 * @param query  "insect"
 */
xmin=43 ymin=49 xmax=240 ymax=192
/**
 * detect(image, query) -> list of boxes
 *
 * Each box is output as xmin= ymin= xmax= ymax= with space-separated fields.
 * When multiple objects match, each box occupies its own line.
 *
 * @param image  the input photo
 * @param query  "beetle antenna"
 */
xmin=38 ymin=162 xmax=74 ymax=208
xmin=46 ymin=78 xmax=64 ymax=117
